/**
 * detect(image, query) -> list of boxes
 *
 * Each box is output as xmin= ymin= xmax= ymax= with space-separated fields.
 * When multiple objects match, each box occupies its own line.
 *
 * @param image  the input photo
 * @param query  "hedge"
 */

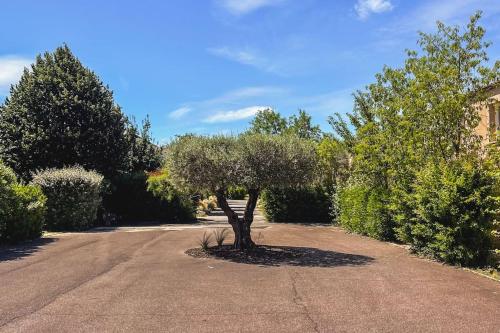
xmin=32 ymin=166 xmax=103 ymax=231
xmin=261 ymin=187 xmax=331 ymax=223
xmin=0 ymin=162 xmax=46 ymax=243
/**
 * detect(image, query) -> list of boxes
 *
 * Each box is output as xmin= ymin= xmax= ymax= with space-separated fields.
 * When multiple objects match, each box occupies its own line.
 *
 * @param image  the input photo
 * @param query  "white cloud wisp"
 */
xmin=355 ymin=0 xmax=393 ymax=20
xmin=204 ymin=105 xmax=269 ymax=123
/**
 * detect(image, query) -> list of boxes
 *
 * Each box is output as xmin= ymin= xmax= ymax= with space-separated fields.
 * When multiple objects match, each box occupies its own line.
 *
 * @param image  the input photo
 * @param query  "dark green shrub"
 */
xmin=146 ymin=171 xmax=196 ymax=222
xmin=261 ymin=187 xmax=331 ymax=223
xmin=103 ymin=171 xmax=154 ymax=222
xmin=338 ymin=183 xmax=394 ymax=240
xmin=32 ymin=167 xmax=103 ymax=231
xmin=226 ymin=186 xmax=246 ymax=199
xmin=103 ymin=170 xmax=195 ymax=223
xmin=397 ymin=160 xmax=496 ymax=266
xmin=0 ymin=162 xmax=46 ymax=243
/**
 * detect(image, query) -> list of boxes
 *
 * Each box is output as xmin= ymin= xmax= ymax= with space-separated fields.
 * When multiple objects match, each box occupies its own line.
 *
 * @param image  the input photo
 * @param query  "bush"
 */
xmin=397 ymin=160 xmax=496 ymax=266
xmin=103 ymin=170 xmax=196 ymax=223
xmin=198 ymin=196 xmax=218 ymax=214
xmin=0 ymin=163 xmax=17 ymax=237
xmin=32 ymin=167 xmax=103 ymax=231
xmin=0 ymin=162 xmax=46 ymax=244
xmin=226 ymin=186 xmax=246 ymax=199
xmin=146 ymin=170 xmax=196 ymax=222
xmin=5 ymin=185 xmax=47 ymax=242
xmin=261 ymin=187 xmax=331 ymax=223
xmin=103 ymin=171 xmax=155 ymax=222
xmin=338 ymin=183 xmax=394 ymax=240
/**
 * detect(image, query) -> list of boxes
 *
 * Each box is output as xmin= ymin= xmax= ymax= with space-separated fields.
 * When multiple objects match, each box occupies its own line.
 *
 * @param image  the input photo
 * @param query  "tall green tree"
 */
xmin=248 ymin=108 xmax=287 ymax=135
xmin=330 ymin=12 xmax=500 ymax=264
xmin=0 ymin=45 xmax=129 ymax=179
xmin=287 ymin=109 xmax=322 ymax=141
xmin=125 ymin=115 xmax=162 ymax=172
xmin=249 ymin=108 xmax=322 ymax=140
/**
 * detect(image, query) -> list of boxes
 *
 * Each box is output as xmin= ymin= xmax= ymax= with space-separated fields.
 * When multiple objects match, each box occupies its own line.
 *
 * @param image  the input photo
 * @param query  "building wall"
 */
xmin=475 ymin=86 xmax=500 ymax=146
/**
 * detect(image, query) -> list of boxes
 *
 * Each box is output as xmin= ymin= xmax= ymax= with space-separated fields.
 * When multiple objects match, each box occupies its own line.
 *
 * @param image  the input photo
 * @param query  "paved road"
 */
xmin=0 ymin=211 xmax=499 ymax=332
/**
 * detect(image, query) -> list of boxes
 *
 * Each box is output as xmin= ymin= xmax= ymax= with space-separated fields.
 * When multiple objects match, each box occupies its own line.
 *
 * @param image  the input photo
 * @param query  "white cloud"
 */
xmin=216 ymin=0 xmax=285 ymax=15
xmin=168 ymin=86 xmax=285 ymax=125
xmin=407 ymin=0 xmax=500 ymax=30
xmin=169 ymin=106 xmax=191 ymax=119
xmin=208 ymin=46 xmax=275 ymax=72
xmin=205 ymin=86 xmax=287 ymax=105
xmin=204 ymin=105 xmax=269 ymax=123
xmin=355 ymin=0 xmax=393 ymax=20
xmin=0 ymin=56 xmax=31 ymax=95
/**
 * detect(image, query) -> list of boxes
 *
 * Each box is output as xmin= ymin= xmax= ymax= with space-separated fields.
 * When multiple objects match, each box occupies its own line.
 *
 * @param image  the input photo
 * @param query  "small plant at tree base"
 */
xmin=198 ymin=231 xmax=212 ymax=250
xmin=213 ymin=228 xmax=228 ymax=246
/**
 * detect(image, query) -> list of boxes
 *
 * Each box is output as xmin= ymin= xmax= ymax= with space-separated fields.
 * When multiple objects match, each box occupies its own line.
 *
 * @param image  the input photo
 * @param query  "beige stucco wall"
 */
xmin=475 ymin=86 xmax=500 ymax=146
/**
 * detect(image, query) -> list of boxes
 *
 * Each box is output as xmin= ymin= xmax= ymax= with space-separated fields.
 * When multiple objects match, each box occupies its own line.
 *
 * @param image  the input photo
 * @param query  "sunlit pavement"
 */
xmin=1 ymin=202 xmax=499 ymax=332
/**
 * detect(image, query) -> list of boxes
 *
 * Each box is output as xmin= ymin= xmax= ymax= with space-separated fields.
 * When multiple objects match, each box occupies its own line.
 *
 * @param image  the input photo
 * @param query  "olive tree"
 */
xmin=166 ymin=134 xmax=317 ymax=249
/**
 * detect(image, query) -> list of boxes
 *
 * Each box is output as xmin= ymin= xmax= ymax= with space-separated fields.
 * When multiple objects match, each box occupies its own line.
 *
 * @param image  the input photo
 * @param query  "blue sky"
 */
xmin=1 ymin=0 xmax=499 ymax=142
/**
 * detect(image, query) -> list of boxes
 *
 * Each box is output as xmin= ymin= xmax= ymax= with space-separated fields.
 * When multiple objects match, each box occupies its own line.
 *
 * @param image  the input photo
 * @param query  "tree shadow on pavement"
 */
xmin=0 ymin=238 xmax=56 ymax=262
xmin=186 ymin=245 xmax=374 ymax=268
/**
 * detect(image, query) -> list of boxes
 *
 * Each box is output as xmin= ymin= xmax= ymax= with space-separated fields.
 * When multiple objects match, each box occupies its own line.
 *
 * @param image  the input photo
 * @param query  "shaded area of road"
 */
xmin=0 ymin=223 xmax=499 ymax=332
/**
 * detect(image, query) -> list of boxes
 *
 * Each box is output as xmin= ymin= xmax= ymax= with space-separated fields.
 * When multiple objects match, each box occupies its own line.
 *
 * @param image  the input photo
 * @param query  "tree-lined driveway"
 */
xmin=1 ymin=221 xmax=499 ymax=332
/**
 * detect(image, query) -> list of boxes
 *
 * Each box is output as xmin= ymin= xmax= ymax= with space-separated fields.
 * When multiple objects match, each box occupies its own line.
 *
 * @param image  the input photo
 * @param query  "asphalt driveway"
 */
xmin=1 ymin=223 xmax=499 ymax=332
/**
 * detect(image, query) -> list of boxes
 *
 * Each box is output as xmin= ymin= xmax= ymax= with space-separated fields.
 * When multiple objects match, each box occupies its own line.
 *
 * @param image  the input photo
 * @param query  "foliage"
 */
xmin=5 ymin=185 xmax=47 ymax=243
xmin=124 ymin=115 xmax=162 ymax=172
xmin=249 ymin=108 xmax=287 ymax=135
xmin=166 ymin=133 xmax=317 ymax=249
xmin=226 ymin=186 xmax=246 ymax=199
xmin=338 ymin=182 xmax=394 ymax=240
xmin=287 ymin=109 xmax=322 ymax=141
xmin=198 ymin=196 xmax=218 ymax=214
xmin=147 ymin=170 xmax=197 ymax=222
xmin=316 ymin=136 xmax=350 ymax=188
xmin=0 ymin=161 xmax=46 ymax=244
xmin=0 ymin=45 xmax=130 ymax=180
xmin=484 ymin=140 xmax=500 ymax=261
xmin=261 ymin=186 xmax=331 ymax=223
xmin=198 ymin=231 xmax=212 ymax=250
xmin=32 ymin=166 xmax=103 ymax=231
xmin=104 ymin=170 xmax=195 ymax=223
xmin=166 ymin=134 xmax=317 ymax=193
xmin=249 ymin=109 xmax=322 ymax=140
xmin=213 ymin=228 xmax=229 ymax=246
xmin=394 ymin=160 xmax=496 ymax=266
xmin=329 ymin=12 xmax=499 ymax=265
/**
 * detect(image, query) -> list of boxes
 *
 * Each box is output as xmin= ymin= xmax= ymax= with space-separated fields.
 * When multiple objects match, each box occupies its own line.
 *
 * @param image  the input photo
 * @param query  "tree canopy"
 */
xmin=330 ymin=12 xmax=500 ymax=265
xmin=0 ymin=45 xmax=158 ymax=179
xmin=249 ymin=108 xmax=322 ymax=140
xmin=166 ymin=133 xmax=317 ymax=248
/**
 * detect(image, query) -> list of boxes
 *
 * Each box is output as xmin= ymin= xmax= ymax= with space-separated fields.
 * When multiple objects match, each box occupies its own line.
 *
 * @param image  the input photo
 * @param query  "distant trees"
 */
xmin=249 ymin=108 xmax=287 ymax=135
xmin=0 ymin=44 xmax=160 ymax=180
xmin=125 ymin=116 xmax=162 ymax=172
xmin=166 ymin=134 xmax=317 ymax=249
xmin=249 ymin=108 xmax=322 ymax=140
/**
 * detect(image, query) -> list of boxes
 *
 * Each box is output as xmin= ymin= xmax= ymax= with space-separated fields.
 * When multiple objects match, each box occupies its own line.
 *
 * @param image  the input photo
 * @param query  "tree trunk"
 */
xmin=215 ymin=188 xmax=259 ymax=250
